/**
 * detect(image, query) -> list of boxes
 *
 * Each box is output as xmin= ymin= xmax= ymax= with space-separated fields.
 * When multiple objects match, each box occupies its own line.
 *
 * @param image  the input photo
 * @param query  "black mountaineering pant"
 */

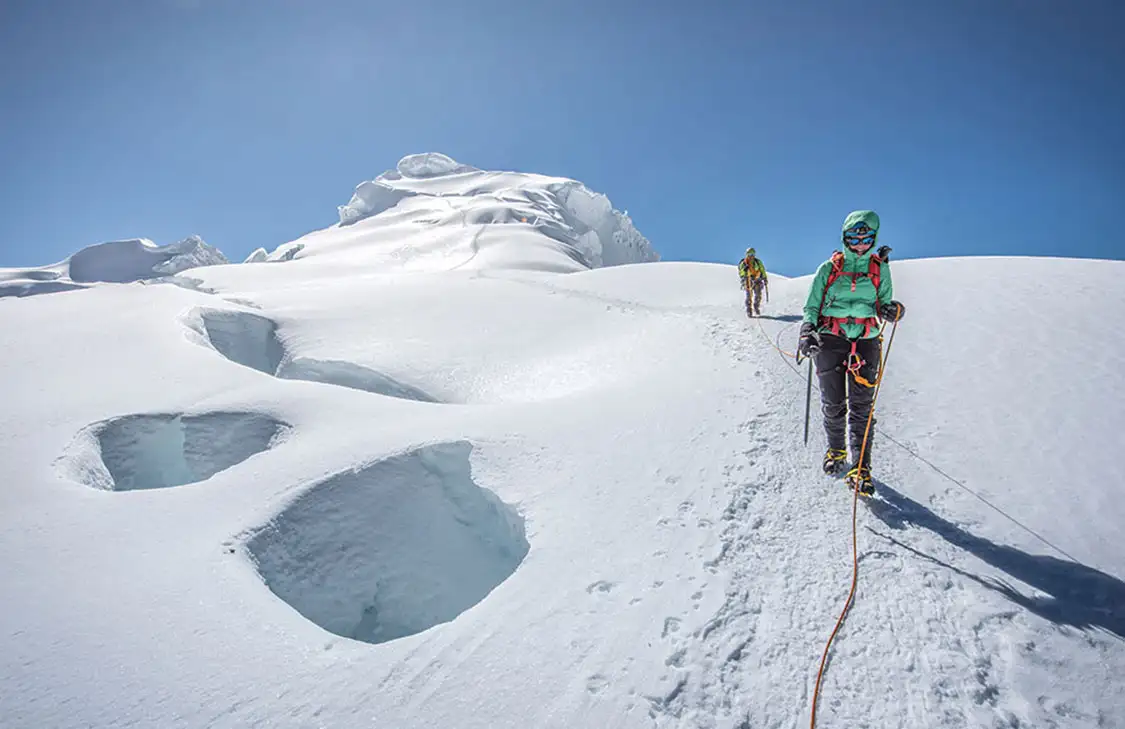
xmin=814 ymin=333 xmax=881 ymax=467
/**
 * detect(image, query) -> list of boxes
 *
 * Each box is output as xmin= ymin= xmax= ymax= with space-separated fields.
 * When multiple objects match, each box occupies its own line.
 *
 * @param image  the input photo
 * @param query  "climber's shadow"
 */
xmin=754 ymin=314 xmax=803 ymax=323
xmin=865 ymin=481 xmax=1125 ymax=641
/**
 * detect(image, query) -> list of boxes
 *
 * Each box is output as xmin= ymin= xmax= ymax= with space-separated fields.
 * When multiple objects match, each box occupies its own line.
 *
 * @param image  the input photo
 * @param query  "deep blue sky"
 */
xmin=2 ymin=0 xmax=1123 ymax=275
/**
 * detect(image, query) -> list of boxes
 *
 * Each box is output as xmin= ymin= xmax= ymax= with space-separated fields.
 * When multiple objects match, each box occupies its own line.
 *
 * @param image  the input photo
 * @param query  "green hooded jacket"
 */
xmin=802 ymin=210 xmax=893 ymax=340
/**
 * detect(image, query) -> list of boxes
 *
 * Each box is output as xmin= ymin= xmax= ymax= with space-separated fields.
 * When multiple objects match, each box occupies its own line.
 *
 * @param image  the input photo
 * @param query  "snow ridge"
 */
xmin=69 ymin=235 xmax=228 ymax=283
xmin=243 ymin=248 xmax=269 ymax=264
xmin=0 ymin=235 xmax=229 ymax=298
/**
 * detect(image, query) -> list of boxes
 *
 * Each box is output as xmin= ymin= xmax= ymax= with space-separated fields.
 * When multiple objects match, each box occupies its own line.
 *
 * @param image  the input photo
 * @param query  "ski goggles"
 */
xmin=843 ymin=226 xmax=877 ymax=248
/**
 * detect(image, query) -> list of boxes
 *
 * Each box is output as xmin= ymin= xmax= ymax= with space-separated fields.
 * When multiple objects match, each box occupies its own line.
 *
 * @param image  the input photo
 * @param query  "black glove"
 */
xmin=798 ymin=322 xmax=820 ymax=358
xmin=879 ymin=301 xmax=905 ymax=322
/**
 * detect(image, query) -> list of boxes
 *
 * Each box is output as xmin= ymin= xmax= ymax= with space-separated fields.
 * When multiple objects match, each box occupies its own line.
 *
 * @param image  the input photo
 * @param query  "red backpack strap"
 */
xmin=825 ymin=251 xmax=845 ymax=287
xmin=868 ymin=253 xmax=883 ymax=305
xmin=817 ymin=252 xmax=885 ymax=336
xmin=815 ymin=251 xmax=845 ymax=330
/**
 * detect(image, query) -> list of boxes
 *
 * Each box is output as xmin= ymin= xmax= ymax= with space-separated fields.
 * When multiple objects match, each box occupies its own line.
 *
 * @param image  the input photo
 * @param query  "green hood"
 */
xmin=841 ymin=209 xmax=879 ymax=235
xmin=840 ymin=210 xmax=880 ymax=260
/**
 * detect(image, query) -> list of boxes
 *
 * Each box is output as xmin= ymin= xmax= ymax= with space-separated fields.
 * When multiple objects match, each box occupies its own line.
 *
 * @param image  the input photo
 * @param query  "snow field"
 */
xmin=2 ymin=256 xmax=1123 ymax=728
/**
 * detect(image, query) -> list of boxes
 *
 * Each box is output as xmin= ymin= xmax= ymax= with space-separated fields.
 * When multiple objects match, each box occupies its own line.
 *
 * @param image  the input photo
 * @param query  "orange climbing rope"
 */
xmin=808 ymin=311 xmax=901 ymax=729
xmin=754 ymin=314 xmax=799 ymax=360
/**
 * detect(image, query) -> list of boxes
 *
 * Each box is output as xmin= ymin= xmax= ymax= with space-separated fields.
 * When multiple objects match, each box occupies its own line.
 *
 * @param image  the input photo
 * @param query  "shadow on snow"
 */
xmin=754 ymin=314 xmax=804 ymax=323
xmin=865 ymin=482 xmax=1125 ymax=641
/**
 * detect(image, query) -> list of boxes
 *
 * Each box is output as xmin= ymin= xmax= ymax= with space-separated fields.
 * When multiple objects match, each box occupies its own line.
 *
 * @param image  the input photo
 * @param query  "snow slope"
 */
xmin=0 ymin=235 xmax=228 ymax=298
xmin=2 ymin=204 xmax=1123 ymax=729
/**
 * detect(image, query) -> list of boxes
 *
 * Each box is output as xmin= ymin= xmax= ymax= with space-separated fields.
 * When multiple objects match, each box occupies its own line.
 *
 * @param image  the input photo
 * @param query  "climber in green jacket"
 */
xmin=797 ymin=210 xmax=906 ymax=496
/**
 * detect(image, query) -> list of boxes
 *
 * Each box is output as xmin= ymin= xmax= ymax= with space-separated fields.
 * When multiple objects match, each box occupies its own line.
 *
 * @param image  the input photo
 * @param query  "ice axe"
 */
xmin=797 ymin=347 xmax=813 ymax=445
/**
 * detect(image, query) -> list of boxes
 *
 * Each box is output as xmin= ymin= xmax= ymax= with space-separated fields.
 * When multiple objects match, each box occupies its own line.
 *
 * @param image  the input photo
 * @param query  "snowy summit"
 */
xmin=1 ymin=153 xmax=1123 ymax=729
xmin=261 ymin=152 xmax=658 ymax=271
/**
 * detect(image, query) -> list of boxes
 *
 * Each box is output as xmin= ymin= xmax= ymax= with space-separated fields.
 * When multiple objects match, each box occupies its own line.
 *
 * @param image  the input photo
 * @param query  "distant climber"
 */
xmin=797 ymin=210 xmax=905 ymax=496
xmin=738 ymin=247 xmax=769 ymax=317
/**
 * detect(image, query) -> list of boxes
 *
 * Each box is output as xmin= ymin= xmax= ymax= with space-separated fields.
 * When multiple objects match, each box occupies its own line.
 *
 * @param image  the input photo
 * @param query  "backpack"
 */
xmin=740 ymin=256 xmax=765 ymax=279
xmin=817 ymin=251 xmax=884 ymax=338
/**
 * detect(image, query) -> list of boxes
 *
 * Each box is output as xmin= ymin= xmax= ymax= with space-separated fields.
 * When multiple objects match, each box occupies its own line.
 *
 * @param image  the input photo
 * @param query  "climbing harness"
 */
xmin=844 ymin=339 xmax=877 ymax=388
xmin=817 ymin=250 xmax=885 ymax=338
xmin=823 ymin=314 xmax=881 ymax=339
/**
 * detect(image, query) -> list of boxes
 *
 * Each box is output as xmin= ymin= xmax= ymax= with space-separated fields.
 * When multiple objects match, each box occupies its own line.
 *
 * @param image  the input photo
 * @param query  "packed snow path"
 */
xmin=1 ymin=256 xmax=1122 ymax=729
xmin=647 ymin=272 xmax=1125 ymax=729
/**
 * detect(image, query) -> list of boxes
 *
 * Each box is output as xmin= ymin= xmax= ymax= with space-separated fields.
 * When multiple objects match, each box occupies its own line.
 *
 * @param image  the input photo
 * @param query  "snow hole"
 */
xmin=198 ymin=309 xmax=285 ymax=376
xmin=63 ymin=412 xmax=288 ymax=491
xmin=195 ymin=309 xmax=438 ymax=402
xmin=247 ymin=441 xmax=528 ymax=645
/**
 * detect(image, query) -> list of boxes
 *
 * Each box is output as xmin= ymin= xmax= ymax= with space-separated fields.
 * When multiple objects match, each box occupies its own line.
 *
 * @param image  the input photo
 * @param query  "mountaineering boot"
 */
xmin=823 ymin=448 xmax=848 ymax=475
xmin=845 ymin=464 xmax=875 ymax=497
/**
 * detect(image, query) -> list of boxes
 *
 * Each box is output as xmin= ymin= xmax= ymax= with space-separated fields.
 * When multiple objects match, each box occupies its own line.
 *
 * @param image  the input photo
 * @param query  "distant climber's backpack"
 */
xmin=818 ymin=251 xmax=885 ymax=338
xmin=741 ymin=256 xmax=765 ymax=280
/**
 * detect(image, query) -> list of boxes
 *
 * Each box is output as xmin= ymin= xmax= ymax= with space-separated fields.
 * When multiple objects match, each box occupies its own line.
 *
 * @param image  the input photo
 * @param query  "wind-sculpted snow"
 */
xmin=59 ymin=412 xmax=288 ymax=491
xmin=197 ymin=309 xmax=286 ymax=376
xmin=315 ymin=153 xmax=658 ymax=271
xmin=282 ymin=358 xmax=439 ymax=402
xmin=192 ymin=308 xmax=439 ymax=401
xmin=0 ymin=235 xmax=228 ymax=298
xmin=389 ymin=152 xmax=479 ymax=180
xmin=268 ymin=243 xmax=304 ymax=262
xmin=247 ymin=442 xmax=528 ymax=644
xmin=0 ymin=278 xmax=88 ymax=298
xmin=551 ymin=181 xmax=653 ymax=267
xmin=69 ymin=235 xmax=228 ymax=282
xmin=337 ymin=181 xmax=417 ymax=226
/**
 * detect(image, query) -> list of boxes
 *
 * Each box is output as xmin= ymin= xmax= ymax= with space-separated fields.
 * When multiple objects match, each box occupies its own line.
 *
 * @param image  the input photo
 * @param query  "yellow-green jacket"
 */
xmin=739 ymin=256 xmax=767 ymax=287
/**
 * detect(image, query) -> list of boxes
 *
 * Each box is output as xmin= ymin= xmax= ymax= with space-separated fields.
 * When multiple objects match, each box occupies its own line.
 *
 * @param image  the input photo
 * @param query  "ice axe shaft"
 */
xmin=803 ymin=355 xmax=813 ymax=445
